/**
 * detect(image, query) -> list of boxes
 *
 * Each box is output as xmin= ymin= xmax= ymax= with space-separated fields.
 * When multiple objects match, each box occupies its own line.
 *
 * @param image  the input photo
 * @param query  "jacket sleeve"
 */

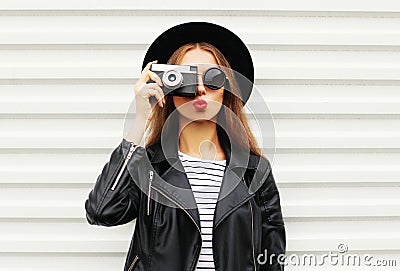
xmin=259 ymin=167 xmax=286 ymax=271
xmin=85 ymin=138 xmax=145 ymax=227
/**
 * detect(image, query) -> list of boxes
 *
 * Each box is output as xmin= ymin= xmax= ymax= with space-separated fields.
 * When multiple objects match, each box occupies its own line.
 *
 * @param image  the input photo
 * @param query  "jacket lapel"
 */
xmin=213 ymin=130 xmax=257 ymax=229
xmin=148 ymin=144 xmax=200 ymax=229
xmin=146 ymin=120 xmax=260 ymax=231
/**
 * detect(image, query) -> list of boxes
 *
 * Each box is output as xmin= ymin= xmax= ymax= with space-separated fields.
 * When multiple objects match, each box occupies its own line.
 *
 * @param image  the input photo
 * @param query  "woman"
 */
xmin=85 ymin=22 xmax=286 ymax=271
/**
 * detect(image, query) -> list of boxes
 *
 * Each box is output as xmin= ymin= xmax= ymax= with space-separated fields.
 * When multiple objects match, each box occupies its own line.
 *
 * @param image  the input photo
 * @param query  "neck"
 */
xmin=178 ymin=116 xmax=225 ymax=161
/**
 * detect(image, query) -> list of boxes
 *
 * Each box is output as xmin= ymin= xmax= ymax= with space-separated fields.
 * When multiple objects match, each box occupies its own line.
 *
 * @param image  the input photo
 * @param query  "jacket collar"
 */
xmin=148 ymin=112 xmax=258 ymax=170
xmin=146 ymin=115 xmax=267 ymax=231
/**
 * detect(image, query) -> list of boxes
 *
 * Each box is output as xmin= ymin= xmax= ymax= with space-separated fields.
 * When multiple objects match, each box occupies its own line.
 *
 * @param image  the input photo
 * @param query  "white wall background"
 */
xmin=1 ymin=1 xmax=399 ymax=270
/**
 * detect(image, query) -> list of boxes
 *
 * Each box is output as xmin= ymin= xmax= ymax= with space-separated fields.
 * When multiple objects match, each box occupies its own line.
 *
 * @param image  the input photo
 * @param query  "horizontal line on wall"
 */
xmin=1 ymin=113 xmax=400 ymax=120
xmin=256 ymin=113 xmax=400 ymax=119
xmin=0 ymin=214 xmax=399 ymax=223
xmin=0 ymin=217 xmax=85 ymax=223
xmin=0 ymin=181 xmax=399 ymax=189
xmin=285 ymin=216 xmax=400 ymax=222
xmin=0 ymin=44 xmax=147 ymax=50
xmin=1 ymin=171 xmax=400 ymax=184
xmin=0 ymin=251 xmax=125 ymax=256
xmin=286 ymin=248 xmax=400 ymax=254
xmin=0 ymin=78 xmax=135 ymax=85
xmin=275 ymin=148 xmax=400 ymax=153
xmin=258 ymin=79 xmax=400 ymax=86
xmin=0 ymin=183 xmax=93 ymax=188
xmin=3 ymin=136 xmax=400 ymax=151
xmin=0 ymin=9 xmax=400 ymax=18
xmin=0 ymin=114 xmax=125 ymax=119
xmin=0 ymin=249 xmax=399 ymax=256
xmin=278 ymin=182 xmax=400 ymax=188
xmin=2 ymin=78 xmax=400 ymax=86
xmin=1 ymin=147 xmax=400 ymax=154
xmin=0 ymin=148 xmax=110 ymax=154
xmin=251 ymin=45 xmax=400 ymax=51
xmin=2 ymin=44 xmax=400 ymax=52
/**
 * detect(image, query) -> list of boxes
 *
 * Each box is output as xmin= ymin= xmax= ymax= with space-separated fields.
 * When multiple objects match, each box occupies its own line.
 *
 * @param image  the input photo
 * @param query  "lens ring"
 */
xmin=203 ymin=67 xmax=226 ymax=90
xmin=163 ymin=70 xmax=183 ymax=89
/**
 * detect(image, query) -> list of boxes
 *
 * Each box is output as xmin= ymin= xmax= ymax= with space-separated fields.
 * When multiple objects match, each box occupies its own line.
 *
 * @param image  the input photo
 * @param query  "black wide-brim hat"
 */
xmin=142 ymin=21 xmax=254 ymax=105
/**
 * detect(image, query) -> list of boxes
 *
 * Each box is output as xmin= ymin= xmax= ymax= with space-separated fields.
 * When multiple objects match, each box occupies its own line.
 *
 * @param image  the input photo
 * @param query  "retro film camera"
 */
xmin=149 ymin=63 xmax=228 ymax=97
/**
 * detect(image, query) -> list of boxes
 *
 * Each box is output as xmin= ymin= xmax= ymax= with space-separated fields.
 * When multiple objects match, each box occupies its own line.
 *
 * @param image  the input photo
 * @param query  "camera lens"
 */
xmin=162 ymin=70 xmax=183 ymax=89
xmin=168 ymin=74 xmax=176 ymax=82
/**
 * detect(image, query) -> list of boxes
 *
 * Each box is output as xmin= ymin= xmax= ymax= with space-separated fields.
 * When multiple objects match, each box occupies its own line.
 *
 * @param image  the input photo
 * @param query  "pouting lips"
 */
xmin=193 ymin=99 xmax=208 ymax=110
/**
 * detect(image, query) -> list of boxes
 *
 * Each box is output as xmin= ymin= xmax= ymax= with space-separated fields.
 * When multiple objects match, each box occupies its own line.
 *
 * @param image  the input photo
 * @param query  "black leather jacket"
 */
xmin=85 ymin=135 xmax=286 ymax=271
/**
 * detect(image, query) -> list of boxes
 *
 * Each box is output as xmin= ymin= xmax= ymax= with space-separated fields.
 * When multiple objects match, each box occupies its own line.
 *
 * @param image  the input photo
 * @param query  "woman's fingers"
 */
xmin=133 ymin=59 xmax=166 ymax=117
xmin=137 ymin=60 xmax=165 ymax=104
xmin=148 ymin=70 xmax=163 ymax=87
xmin=142 ymin=83 xmax=165 ymax=108
xmin=139 ymin=60 xmax=158 ymax=85
xmin=147 ymin=70 xmax=165 ymax=104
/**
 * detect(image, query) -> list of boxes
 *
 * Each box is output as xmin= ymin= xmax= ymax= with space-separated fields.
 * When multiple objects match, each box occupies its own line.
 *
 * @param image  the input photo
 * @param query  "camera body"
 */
xmin=149 ymin=64 xmax=198 ymax=97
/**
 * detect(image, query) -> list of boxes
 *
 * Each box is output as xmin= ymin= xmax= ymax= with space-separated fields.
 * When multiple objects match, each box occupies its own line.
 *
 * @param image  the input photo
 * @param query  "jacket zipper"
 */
xmin=151 ymin=185 xmax=202 ymax=270
xmin=111 ymin=142 xmax=138 ymax=191
xmin=127 ymin=254 xmax=139 ymax=271
xmin=249 ymin=201 xmax=257 ymax=270
xmin=147 ymin=170 xmax=154 ymax=216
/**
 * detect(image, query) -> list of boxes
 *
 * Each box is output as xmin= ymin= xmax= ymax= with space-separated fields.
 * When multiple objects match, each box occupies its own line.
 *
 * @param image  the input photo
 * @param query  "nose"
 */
xmin=196 ymin=74 xmax=206 ymax=96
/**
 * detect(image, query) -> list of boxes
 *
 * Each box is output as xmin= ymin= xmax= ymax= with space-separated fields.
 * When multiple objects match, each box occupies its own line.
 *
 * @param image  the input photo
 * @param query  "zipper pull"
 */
xmin=127 ymin=254 xmax=139 ymax=271
xmin=147 ymin=170 xmax=154 ymax=216
xmin=110 ymin=142 xmax=137 ymax=191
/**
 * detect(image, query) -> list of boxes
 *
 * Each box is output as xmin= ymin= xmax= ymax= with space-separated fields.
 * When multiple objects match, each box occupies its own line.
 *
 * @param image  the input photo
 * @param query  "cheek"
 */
xmin=173 ymin=96 xmax=183 ymax=108
xmin=173 ymin=96 xmax=190 ymax=109
xmin=211 ymin=90 xmax=224 ymax=103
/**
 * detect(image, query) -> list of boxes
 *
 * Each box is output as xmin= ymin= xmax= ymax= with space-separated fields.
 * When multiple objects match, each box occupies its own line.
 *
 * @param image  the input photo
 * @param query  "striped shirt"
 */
xmin=178 ymin=150 xmax=226 ymax=271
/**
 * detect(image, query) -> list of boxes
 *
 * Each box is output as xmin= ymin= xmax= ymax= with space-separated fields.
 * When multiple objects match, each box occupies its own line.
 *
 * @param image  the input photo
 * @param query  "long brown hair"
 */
xmin=144 ymin=42 xmax=263 ymax=158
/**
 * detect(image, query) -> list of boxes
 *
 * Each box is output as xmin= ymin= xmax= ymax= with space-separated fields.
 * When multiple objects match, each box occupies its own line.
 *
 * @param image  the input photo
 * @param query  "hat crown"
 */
xmin=142 ymin=21 xmax=254 ymax=106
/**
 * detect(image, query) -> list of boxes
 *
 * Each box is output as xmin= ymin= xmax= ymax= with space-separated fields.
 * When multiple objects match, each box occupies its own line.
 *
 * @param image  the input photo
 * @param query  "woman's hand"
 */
xmin=134 ymin=60 xmax=165 ymax=120
xmin=124 ymin=60 xmax=165 ymax=144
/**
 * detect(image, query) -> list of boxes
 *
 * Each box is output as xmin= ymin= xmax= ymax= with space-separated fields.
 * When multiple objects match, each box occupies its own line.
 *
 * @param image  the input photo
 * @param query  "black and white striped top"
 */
xmin=178 ymin=150 xmax=226 ymax=271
